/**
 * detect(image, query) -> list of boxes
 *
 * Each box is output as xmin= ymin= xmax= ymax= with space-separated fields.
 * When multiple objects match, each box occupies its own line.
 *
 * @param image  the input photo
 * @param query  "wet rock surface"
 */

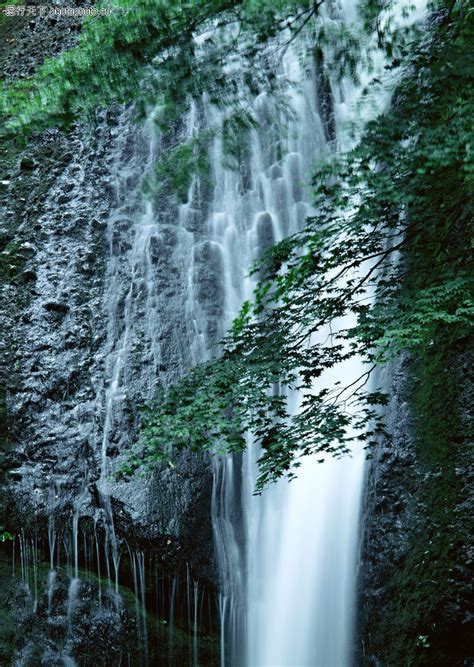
xmin=2 ymin=171 xmax=215 ymax=568
xmin=0 ymin=548 xmax=218 ymax=666
xmin=1 ymin=10 xmax=218 ymax=664
xmin=14 ymin=573 xmax=140 ymax=666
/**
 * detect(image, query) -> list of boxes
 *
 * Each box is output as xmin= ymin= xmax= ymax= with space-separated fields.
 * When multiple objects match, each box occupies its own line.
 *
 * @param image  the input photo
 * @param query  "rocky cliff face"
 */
xmin=1 ymin=7 xmax=218 ymax=664
xmin=357 ymin=343 xmax=473 ymax=666
xmin=2 ymin=107 xmax=216 ymax=571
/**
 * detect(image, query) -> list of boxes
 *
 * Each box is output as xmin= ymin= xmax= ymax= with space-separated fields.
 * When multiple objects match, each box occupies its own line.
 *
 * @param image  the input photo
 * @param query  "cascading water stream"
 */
xmin=185 ymin=29 xmax=362 ymax=667
xmin=94 ymin=111 xmax=161 ymax=599
xmin=198 ymin=1 xmax=424 ymax=664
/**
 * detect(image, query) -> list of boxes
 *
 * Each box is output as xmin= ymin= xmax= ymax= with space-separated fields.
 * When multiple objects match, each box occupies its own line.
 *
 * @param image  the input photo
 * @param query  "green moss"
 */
xmin=364 ymin=326 xmax=471 ymax=667
xmin=0 ymin=239 xmax=26 ymax=280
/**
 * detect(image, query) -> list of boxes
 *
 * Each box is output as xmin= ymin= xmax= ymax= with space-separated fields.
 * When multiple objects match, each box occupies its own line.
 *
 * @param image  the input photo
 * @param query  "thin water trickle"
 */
xmin=169 ymin=576 xmax=177 ymax=664
xmin=60 ymin=577 xmax=81 ymax=665
xmin=67 ymin=578 xmax=81 ymax=615
xmin=47 ymin=569 xmax=57 ymax=614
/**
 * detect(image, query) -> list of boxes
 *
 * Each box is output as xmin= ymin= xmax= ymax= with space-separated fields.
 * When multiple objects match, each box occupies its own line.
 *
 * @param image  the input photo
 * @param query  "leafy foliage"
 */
xmin=0 ymin=0 xmax=425 ymax=195
xmin=133 ymin=0 xmax=473 ymax=491
xmin=0 ymin=0 xmax=322 ymax=132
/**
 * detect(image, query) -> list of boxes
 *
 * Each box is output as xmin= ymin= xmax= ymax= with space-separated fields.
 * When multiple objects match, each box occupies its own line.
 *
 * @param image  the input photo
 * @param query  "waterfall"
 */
xmin=207 ymin=46 xmax=366 ymax=664
xmin=199 ymin=2 xmax=425 ymax=664
xmin=207 ymin=49 xmax=335 ymax=663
